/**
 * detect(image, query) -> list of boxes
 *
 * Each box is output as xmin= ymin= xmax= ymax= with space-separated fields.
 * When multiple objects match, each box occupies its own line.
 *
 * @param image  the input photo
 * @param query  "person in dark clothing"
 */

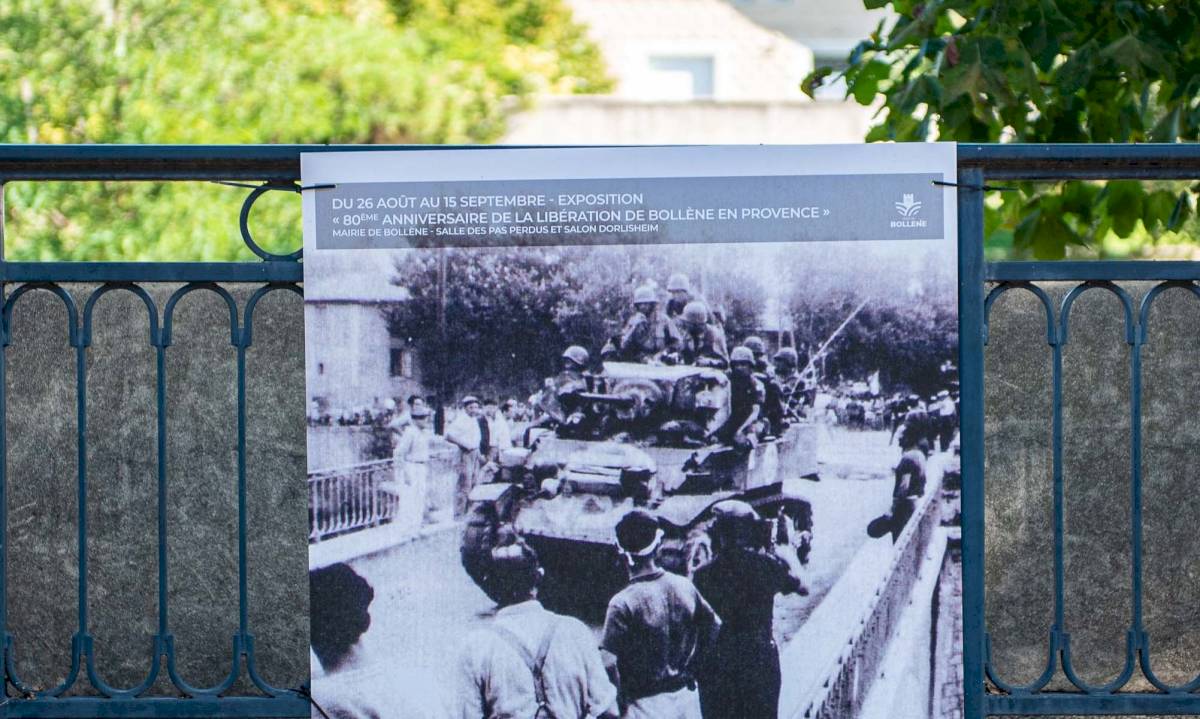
xmin=867 ymin=431 xmax=927 ymax=541
xmin=603 ymin=509 xmax=720 ymax=719
xmin=693 ymin=501 xmax=806 ymax=719
xmin=711 ymin=347 xmax=763 ymax=449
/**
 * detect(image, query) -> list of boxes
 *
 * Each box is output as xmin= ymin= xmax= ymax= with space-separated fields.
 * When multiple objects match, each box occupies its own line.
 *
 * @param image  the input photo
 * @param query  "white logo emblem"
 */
xmin=895 ymin=193 xmax=922 ymax=217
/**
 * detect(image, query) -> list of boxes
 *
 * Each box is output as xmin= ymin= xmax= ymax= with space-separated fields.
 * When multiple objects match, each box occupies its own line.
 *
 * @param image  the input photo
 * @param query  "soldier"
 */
xmin=603 ymin=509 xmax=720 ymax=719
xmin=454 ymin=540 xmax=619 ymax=719
xmin=532 ymin=346 xmax=591 ymax=430
xmin=619 ymin=285 xmax=681 ymax=362
xmin=676 ymin=301 xmax=729 ymax=369
xmin=710 ymin=347 xmax=763 ymax=449
xmin=742 ymin=336 xmax=770 ymax=376
xmin=773 ymin=348 xmax=805 ymax=419
xmin=694 ymin=501 xmax=807 ymax=719
xmin=665 ymin=273 xmax=695 ymax=320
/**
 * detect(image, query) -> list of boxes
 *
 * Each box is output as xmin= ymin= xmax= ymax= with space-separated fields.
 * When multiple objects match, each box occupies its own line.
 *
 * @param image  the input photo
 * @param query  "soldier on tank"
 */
xmin=742 ymin=336 xmax=771 ymax=377
xmin=694 ymin=500 xmax=807 ymax=719
xmin=676 ymin=301 xmax=729 ymax=370
xmin=531 ymin=346 xmax=591 ymax=433
xmin=710 ymin=347 xmax=763 ymax=450
xmin=665 ymin=273 xmax=699 ymax=321
xmin=772 ymin=348 xmax=806 ymax=420
xmin=618 ymin=285 xmax=681 ymax=363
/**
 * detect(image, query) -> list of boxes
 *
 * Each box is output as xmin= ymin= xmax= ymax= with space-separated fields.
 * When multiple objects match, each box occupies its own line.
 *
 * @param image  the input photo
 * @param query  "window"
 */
xmin=390 ymin=347 xmax=413 ymax=378
xmin=646 ymin=56 xmax=715 ymax=99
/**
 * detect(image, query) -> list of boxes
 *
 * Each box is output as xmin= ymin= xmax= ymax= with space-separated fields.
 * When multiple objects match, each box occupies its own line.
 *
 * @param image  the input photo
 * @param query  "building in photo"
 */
xmin=304 ymin=252 xmax=424 ymax=419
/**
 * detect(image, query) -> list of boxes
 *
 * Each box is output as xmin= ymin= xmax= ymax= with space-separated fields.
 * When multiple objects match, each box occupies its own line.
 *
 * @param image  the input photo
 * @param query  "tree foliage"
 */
xmin=780 ymin=244 xmax=957 ymax=394
xmin=0 ymin=0 xmax=609 ymax=260
xmin=385 ymin=244 xmax=770 ymax=401
xmin=807 ymin=1 xmax=1200 ymax=259
xmin=386 ymin=243 xmax=954 ymax=401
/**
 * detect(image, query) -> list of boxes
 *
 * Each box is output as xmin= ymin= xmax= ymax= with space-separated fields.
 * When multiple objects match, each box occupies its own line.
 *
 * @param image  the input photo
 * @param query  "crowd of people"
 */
xmin=386 ymin=394 xmax=528 ymax=531
xmin=312 ymin=497 xmax=809 ymax=719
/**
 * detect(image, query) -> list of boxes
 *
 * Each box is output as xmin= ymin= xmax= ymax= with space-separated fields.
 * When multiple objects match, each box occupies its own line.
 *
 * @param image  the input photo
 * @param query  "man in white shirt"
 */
xmin=391 ymin=402 xmax=434 ymax=533
xmin=445 ymin=395 xmax=486 ymax=518
xmin=453 ymin=541 xmax=619 ymax=719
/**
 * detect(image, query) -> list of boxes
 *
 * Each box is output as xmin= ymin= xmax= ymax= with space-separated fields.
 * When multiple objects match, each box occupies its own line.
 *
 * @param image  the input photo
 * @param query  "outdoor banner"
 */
xmin=301 ymin=144 xmax=961 ymax=719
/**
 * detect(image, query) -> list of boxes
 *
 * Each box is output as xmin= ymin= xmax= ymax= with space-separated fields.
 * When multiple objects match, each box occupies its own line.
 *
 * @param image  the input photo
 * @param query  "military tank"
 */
xmin=461 ymin=361 xmax=818 ymax=611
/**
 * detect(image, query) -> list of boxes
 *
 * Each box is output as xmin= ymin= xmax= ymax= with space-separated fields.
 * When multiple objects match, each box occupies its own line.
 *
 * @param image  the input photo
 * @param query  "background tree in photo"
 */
xmin=386 ymin=243 xmax=771 ymax=402
xmin=780 ymin=244 xmax=956 ymax=394
xmin=0 ymin=0 xmax=610 ymax=260
xmin=808 ymin=1 xmax=1200 ymax=259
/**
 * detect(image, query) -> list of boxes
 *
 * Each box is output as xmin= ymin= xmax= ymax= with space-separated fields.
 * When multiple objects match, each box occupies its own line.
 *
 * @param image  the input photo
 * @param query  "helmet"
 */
xmin=666 ymin=273 xmax=691 ymax=292
xmin=730 ymin=346 xmax=755 ymax=365
xmin=681 ymin=300 xmax=710 ymax=326
xmin=774 ymin=347 xmax=799 ymax=367
xmin=561 ymin=345 xmax=589 ymax=367
xmin=633 ymin=285 xmax=657 ymax=305
xmin=744 ymin=336 xmax=766 ymax=355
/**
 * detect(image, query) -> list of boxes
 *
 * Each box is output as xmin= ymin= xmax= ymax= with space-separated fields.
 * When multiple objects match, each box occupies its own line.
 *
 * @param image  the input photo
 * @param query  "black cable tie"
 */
xmin=211 ymin=180 xmax=263 ymax=190
xmin=932 ymin=179 xmax=1014 ymax=192
xmin=212 ymin=181 xmax=336 ymax=193
xmin=295 ymin=683 xmax=332 ymax=719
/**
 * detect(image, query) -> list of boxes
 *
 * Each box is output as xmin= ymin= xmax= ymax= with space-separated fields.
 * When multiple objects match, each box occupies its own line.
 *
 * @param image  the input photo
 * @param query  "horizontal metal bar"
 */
xmin=2 ymin=696 xmax=308 ymax=718
xmin=0 ymin=143 xmax=1197 ymax=182
xmin=988 ymin=693 xmax=1200 ymax=715
xmin=0 ymin=262 xmax=302 ymax=284
xmin=988 ymin=261 xmax=1200 ymax=282
xmin=960 ymin=143 xmax=1200 ymax=180
xmin=0 ymin=144 xmax=539 ymax=182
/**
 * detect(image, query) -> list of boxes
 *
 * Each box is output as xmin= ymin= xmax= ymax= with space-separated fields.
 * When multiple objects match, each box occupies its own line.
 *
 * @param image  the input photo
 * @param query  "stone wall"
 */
xmin=985 ymin=280 xmax=1200 ymax=717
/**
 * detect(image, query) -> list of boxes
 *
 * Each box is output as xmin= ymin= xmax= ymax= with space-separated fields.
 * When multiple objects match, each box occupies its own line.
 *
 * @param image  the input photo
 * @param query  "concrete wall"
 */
xmin=6 ymin=277 xmax=1200 ymax=712
xmin=502 ymin=96 xmax=873 ymax=145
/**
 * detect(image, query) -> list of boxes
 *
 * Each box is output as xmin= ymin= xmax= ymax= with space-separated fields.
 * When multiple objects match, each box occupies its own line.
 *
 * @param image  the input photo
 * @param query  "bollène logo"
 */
xmin=894 ymin=193 xmax=921 ymax=217
xmin=890 ymin=193 xmax=928 ymax=229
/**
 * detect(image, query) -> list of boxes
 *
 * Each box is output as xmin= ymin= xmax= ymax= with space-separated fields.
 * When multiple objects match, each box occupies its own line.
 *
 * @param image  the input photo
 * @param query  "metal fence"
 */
xmin=959 ymin=144 xmax=1200 ymax=717
xmin=0 ymin=144 xmax=1196 ymax=718
xmin=307 ymin=460 xmax=398 ymax=542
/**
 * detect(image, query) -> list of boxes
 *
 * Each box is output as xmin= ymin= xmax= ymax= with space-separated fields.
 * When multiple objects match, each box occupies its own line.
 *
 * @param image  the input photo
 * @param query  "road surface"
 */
xmin=331 ymin=426 xmax=904 ymax=715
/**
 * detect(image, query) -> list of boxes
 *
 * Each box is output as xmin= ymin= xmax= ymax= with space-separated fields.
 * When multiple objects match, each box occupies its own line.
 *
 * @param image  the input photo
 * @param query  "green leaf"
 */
xmin=801 ymin=67 xmax=833 ymax=99
xmin=850 ymin=60 xmax=891 ymax=105
xmin=1143 ymin=189 xmax=1177 ymax=234
xmin=1106 ymin=181 xmax=1145 ymax=238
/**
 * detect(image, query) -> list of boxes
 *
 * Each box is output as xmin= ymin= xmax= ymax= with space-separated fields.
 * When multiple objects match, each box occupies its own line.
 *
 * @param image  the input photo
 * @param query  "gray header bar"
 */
xmin=313 ymin=173 xmax=945 ymax=250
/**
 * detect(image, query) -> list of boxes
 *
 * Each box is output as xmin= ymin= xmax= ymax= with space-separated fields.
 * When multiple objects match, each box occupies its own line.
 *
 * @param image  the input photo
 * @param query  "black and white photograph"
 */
xmin=303 ymin=145 xmax=962 ymax=719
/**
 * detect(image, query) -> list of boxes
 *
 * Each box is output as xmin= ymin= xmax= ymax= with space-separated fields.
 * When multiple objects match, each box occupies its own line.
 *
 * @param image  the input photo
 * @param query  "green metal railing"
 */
xmin=0 ymin=144 xmax=1195 ymax=717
